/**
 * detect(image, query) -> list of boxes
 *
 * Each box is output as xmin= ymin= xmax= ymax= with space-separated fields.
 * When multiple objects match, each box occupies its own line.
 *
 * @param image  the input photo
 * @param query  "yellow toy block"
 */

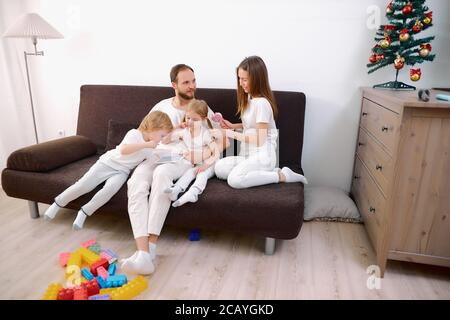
xmin=110 ymin=276 xmax=148 ymax=300
xmin=78 ymin=247 xmax=101 ymax=266
xmin=42 ymin=283 xmax=62 ymax=300
xmin=100 ymin=287 xmax=118 ymax=295
xmin=65 ymin=251 xmax=82 ymax=279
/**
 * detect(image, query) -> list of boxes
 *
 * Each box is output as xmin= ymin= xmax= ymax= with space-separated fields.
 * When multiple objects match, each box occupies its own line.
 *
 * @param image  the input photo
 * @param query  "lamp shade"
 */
xmin=2 ymin=13 xmax=63 ymax=39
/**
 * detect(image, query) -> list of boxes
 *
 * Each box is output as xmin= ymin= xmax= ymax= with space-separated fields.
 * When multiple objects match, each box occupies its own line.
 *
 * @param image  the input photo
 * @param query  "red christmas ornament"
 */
xmin=419 ymin=43 xmax=432 ymax=57
xmin=376 ymin=54 xmax=385 ymax=62
xmin=410 ymin=68 xmax=421 ymax=81
xmin=399 ymin=28 xmax=410 ymax=42
xmin=379 ymin=35 xmax=391 ymax=49
xmin=402 ymin=3 xmax=413 ymax=15
xmin=423 ymin=12 xmax=433 ymax=25
xmin=394 ymin=56 xmax=405 ymax=70
xmin=413 ymin=20 xmax=423 ymax=33
xmin=369 ymin=54 xmax=377 ymax=63
xmin=384 ymin=25 xmax=396 ymax=33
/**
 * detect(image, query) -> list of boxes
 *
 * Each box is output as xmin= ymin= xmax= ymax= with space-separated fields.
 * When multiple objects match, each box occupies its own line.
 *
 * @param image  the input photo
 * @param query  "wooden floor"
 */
xmin=0 ymin=189 xmax=449 ymax=300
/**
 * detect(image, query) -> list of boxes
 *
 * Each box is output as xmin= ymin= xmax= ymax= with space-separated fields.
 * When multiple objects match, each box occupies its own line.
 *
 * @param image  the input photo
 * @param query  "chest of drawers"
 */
xmin=351 ymin=88 xmax=450 ymax=276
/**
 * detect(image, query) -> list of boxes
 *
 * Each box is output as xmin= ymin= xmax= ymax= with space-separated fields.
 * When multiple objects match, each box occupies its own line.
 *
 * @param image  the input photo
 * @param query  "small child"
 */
xmin=44 ymin=111 xmax=173 ymax=230
xmin=164 ymin=99 xmax=223 ymax=206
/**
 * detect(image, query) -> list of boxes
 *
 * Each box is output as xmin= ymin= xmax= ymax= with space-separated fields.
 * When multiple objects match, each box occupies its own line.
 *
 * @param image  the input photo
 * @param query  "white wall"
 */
xmin=1 ymin=0 xmax=449 ymax=191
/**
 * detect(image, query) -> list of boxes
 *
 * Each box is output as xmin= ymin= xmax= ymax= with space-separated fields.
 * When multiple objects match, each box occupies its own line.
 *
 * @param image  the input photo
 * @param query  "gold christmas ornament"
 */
xmin=394 ymin=56 xmax=405 ymax=70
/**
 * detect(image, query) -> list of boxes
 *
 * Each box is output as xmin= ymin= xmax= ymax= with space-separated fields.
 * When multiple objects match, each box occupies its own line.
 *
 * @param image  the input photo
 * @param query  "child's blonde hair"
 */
xmin=139 ymin=111 xmax=173 ymax=132
xmin=186 ymin=99 xmax=213 ymax=129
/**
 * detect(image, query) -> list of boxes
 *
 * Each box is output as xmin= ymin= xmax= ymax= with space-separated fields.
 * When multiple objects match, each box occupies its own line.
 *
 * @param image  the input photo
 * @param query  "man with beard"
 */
xmin=121 ymin=64 xmax=226 ymax=274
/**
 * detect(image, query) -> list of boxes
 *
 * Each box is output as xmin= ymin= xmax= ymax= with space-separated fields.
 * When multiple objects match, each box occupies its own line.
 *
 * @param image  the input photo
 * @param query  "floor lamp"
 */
xmin=3 ymin=13 xmax=63 ymax=144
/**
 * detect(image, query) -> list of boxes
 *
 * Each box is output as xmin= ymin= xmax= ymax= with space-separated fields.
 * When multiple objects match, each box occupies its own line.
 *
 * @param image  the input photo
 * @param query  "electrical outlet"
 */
xmin=58 ymin=129 xmax=66 ymax=137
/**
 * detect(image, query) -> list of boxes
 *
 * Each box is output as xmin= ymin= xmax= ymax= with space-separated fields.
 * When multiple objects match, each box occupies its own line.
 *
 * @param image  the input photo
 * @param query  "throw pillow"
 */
xmin=304 ymin=186 xmax=362 ymax=222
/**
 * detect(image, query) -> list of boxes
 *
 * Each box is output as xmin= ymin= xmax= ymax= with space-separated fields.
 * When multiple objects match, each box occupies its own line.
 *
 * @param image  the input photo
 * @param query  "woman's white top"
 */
xmin=240 ymin=96 xmax=278 ymax=156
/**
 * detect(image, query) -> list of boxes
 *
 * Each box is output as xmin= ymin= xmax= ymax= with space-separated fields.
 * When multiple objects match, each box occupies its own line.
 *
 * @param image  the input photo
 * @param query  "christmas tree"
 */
xmin=367 ymin=0 xmax=436 ymax=90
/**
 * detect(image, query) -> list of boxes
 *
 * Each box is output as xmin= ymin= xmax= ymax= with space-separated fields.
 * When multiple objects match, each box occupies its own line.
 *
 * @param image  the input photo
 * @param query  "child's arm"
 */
xmin=120 ymin=140 xmax=157 ymax=155
xmin=161 ymin=129 xmax=183 ymax=144
xmin=195 ymin=140 xmax=222 ymax=175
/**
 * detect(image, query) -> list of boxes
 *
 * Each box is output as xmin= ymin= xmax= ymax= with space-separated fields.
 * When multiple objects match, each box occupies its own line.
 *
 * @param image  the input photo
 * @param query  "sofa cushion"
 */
xmin=105 ymin=119 xmax=136 ymax=151
xmin=7 ymin=135 xmax=97 ymax=172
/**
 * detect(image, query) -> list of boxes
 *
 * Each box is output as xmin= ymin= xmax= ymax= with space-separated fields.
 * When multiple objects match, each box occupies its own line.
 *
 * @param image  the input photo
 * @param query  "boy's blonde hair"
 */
xmin=186 ymin=99 xmax=213 ymax=129
xmin=139 ymin=111 xmax=173 ymax=132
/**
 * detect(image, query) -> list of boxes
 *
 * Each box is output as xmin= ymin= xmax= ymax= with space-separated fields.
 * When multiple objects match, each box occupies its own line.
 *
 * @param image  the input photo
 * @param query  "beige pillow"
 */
xmin=304 ymin=186 xmax=361 ymax=222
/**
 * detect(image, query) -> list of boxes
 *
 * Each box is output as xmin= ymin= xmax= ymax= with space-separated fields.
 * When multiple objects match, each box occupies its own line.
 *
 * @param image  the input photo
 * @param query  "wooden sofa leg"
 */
xmin=28 ymin=201 xmax=40 ymax=219
xmin=265 ymin=237 xmax=276 ymax=255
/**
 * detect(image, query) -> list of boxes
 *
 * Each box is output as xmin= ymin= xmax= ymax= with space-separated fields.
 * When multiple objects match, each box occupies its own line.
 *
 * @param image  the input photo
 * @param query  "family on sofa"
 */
xmin=42 ymin=56 xmax=308 ymax=275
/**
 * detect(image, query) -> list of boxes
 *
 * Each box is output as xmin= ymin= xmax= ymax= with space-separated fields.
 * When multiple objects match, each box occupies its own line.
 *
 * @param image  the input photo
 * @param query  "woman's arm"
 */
xmin=221 ymin=119 xmax=243 ymax=130
xmin=120 ymin=141 xmax=157 ymax=155
xmin=225 ymin=122 xmax=269 ymax=147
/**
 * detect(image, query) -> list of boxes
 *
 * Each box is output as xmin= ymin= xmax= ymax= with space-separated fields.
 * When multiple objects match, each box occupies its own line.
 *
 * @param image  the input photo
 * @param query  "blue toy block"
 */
xmin=108 ymin=263 xmax=116 ymax=276
xmin=106 ymin=274 xmax=127 ymax=288
xmin=189 ymin=229 xmax=201 ymax=241
xmin=88 ymin=294 xmax=111 ymax=300
xmin=105 ymin=249 xmax=118 ymax=258
xmin=81 ymin=267 xmax=94 ymax=281
xmin=96 ymin=275 xmax=108 ymax=289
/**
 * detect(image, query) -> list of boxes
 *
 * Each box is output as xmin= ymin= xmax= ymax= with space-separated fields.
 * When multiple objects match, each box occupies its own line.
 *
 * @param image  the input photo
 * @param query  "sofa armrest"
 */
xmin=7 ymin=135 xmax=97 ymax=172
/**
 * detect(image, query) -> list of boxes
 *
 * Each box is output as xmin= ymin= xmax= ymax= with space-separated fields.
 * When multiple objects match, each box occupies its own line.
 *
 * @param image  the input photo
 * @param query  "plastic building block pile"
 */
xmin=42 ymin=239 xmax=148 ymax=300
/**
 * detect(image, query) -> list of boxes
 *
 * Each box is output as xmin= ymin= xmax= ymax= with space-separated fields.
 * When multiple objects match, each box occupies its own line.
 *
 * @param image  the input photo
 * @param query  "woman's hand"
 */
xmin=221 ymin=119 xmax=234 ymax=129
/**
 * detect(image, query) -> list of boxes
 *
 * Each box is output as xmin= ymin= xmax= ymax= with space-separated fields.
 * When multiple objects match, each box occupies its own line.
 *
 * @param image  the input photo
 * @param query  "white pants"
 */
xmin=173 ymin=166 xmax=215 ymax=194
xmin=55 ymin=162 xmax=128 ymax=216
xmin=214 ymin=148 xmax=278 ymax=189
xmin=127 ymin=158 xmax=192 ymax=238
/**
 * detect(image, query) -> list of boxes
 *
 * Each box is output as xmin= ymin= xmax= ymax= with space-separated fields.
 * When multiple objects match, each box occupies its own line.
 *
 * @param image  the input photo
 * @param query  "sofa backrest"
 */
xmin=77 ymin=85 xmax=305 ymax=170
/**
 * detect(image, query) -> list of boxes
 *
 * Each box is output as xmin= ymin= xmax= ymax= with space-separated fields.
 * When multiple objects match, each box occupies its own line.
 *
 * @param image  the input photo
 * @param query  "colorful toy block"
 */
xmin=99 ymin=287 xmax=118 ymax=295
xmin=82 ymin=278 xmax=100 ymax=297
xmin=90 ymin=258 xmax=109 ymax=276
xmin=42 ymin=283 xmax=62 ymax=300
xmin=65 ymin=251 xmax=82 ymax=279
xmin=96 ymin=275 xmax=108 ymax=289
xmin=109 ymin=276 xmax=148 ymax=300
xmin=81 ymin=239 xmax=96 ymax=248
xmin=81 ymin=267 xmax=94 ymax=281
xmin=100 ymin=251 xmax=112 ymax=261
xmin=59 ymin=252 xmax=71 ymax=267
xmin=73 ymin=286 xmax=88 ymax=300
xmin=57 ymin=287 xmax=74 ymax=300
xmin=78 ymin=247 xmax=101 ymax=266
xmin=89 ymin=294 xmax=111 ymax=300
xmin=105 ymin=249 xmax=118 ymax=259
xmin=88 ymin=244 xmax=101 ymax=254
xmin=97 ymin=266 xmax=109 ymax=280
xmin=108 ymin=263 xmax=116 ymax=276
xmin=106 ymin=274 xmax=127 ymax=288
xmin=189 ymin=229 xmax=201 ymax=241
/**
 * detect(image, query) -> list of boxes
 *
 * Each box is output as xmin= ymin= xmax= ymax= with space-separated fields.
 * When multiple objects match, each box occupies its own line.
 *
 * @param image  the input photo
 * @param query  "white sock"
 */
xmin=72 ymin=210 xmax=88 ymax=230
xmin=121 ymin=251 xmax=154 ymax=275
xmin=164 ymin=185 xmax=183 ymax=201
xmin=172 ymin=187 xmax=200 ymax=207
xmin=281 ymin=167 xmax=308 ymax=184
xmin=119 ymin=251 xmax=139 ymax=270
xmin=148 ymin=242 xmax=157 ymax=260
xmin=44 ymin=202 xmax=61 ymax=220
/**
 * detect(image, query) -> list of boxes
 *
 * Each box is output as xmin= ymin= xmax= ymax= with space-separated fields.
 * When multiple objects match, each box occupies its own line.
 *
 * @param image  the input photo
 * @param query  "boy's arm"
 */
xmin=120 ymin=141 xmax=157 ymax=155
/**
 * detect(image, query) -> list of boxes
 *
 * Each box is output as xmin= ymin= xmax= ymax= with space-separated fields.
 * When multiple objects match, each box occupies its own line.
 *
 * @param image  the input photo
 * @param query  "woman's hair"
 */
xmin=236 ymin=56 xmax=278 ymax=118
xmin=138 ymin=111 xmax=173 ymax=132
xmin=186 ymin=99 xmax=213 ymax=129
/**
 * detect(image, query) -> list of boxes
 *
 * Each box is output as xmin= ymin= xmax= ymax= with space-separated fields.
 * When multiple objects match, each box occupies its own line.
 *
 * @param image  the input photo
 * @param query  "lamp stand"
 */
xmin=24 ymin=37 xmax=43 ymax=144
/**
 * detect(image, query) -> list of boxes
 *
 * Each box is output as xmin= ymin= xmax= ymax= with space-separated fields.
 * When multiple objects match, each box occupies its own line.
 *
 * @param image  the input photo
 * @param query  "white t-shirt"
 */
xmin=99 ymin=129 xmax=153 ymax=173
xmin=150 ymin=97 xmax=219 ymax=154
xmin=240 ymin=97 xmax=278 ymax=155
xmin=181 ymin=126 xmax=213 ymax=152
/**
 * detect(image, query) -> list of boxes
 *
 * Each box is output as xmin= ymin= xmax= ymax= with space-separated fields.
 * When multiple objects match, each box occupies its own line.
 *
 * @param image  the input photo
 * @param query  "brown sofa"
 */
xmin=1 ymin=85 xmax=306 ymax=254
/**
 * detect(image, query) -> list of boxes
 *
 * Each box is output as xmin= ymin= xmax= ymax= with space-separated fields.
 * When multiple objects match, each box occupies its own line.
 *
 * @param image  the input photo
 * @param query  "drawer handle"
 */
xmin=358 ymin=142 xmax=365 ymax=146
xmin=375 ymin=164 xmax=383 ymax=171
xmin=369 ymin=206 xmax=376 ymax=213
xmin=381 ymin=126 xmax=389 ymax=132
xmin=362 ymin=112 xmax=368 ymax=116
xmin=354 ymin=175 xmax=360 ymax=180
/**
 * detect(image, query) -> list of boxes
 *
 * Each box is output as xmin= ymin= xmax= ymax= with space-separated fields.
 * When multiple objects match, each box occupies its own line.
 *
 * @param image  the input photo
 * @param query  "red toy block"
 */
xmin=57 ymin=287 xmax=74 ymax=300
xmin=97 ymin=266 xmax=109 ymax=280
xmin=73 ymin=286 xmax=88 ymax=300
xmin=90 ymin=258 xmax=109 ymax=276
xmin=81 ymin=239 xmax=96 ymax=248
xmin=59 ymin=252 xmax=71 ymax=267
xmin=82 ymin=279 xmax=100 ymax=297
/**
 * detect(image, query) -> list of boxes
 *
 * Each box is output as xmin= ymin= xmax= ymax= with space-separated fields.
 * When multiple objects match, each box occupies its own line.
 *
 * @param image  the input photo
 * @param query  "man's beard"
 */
xmin=178 ymin=90 xmax=195 ymax=100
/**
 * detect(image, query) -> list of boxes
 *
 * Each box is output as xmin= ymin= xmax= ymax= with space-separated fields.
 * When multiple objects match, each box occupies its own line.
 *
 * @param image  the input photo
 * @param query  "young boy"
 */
xmin=44 ymin=111 xmax=173 ymax=230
